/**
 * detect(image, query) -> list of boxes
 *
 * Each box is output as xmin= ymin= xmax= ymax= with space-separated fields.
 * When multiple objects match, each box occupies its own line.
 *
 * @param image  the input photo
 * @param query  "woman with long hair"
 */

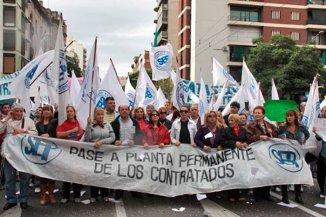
xmin=85 ymin=108 xmax=115 ymax=203
xmin=194 ymin=111 xmax=222 ymax=152
xmin=278 ymin=110 xmax=309 ymax=204
xmin=133 ymin=107 xmax=148 ymax=132
xmin=143 ymin=110 xmax=170 ymax=148
xmin=56 ymin=105 xmax=84 ymax=203
xmin=216 ymin=111 xmax=227 ymax=128
xmin=36 ymin=105 xmax=58 ymax=206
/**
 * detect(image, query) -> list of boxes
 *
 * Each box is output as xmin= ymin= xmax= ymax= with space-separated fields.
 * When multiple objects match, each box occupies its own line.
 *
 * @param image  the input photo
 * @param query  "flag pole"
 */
xmin=89 ymin=37 xmax=98 ymax=118
xmin=29 ymin=40 xmax=75 ymax=87
xmin=109 ymin=58 xmax=121 ymax=83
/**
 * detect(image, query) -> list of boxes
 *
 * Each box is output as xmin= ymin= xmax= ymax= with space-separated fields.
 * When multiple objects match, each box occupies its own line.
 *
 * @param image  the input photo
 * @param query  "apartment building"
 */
xmin=66 ymin=36 xmax=87 ymax=73
xmin=1 ymin=0 xmax=66 ymax=76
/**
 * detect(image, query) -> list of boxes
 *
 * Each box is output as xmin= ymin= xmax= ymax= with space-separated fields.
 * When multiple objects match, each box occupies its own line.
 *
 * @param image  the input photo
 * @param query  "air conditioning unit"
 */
xmin=222 ymin=46 xmax=228 ymax=52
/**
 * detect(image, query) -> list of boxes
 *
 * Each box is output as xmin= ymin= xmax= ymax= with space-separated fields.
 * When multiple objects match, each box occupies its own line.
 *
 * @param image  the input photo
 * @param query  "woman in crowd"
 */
xmin=133 ymin=107 xmax=148 ymax=132
xmin=36 ymin=105 xmax=58 ymax=206
xmin=278 ymin=110 xmax=309 ymax=204
xmin=220 ymin=114 xmax=248 ymax=202
xmin=170 ymin=105 xmax=197 ymax=146
xmin=85 ymin=108 xmax=116 ymax=203
xmin=216 ymin=111 xmax=227 ymax=128
xmin=143 ymin=110 xmax=170 ymax=148
xmin=194 ymin=111 xmax=222 ymax=152
xmin=56 ymin=105 xmax=84 ymax=203
xmin=246 ymin=106 xmax=278 ymax=202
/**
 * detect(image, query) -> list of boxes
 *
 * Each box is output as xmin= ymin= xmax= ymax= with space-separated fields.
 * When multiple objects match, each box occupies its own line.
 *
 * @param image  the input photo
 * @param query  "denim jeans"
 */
xmin=4 ymin=159 xmax=30 ymax=203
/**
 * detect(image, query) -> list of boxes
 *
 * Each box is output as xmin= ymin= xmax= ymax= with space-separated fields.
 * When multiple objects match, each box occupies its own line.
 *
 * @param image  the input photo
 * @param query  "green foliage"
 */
xmin=247 ymin=35 xmax=326 ymax=101
xmin=66 ymin=52 xmax=82 ymax=77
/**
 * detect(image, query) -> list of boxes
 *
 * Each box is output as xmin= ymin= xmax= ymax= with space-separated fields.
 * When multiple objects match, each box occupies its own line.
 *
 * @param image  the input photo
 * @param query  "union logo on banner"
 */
xmin=96 ymin=90 xmax=113 ymax=109
xmin=154 ymin=51 xmax=170 ymax=71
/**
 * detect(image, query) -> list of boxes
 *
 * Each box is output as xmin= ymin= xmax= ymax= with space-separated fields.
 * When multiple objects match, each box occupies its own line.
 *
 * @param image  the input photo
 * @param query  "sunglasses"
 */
xmin=180 ymin=110 xmax=188 ymax=113
xmin=151 ymin=114 xmax=159 ymax=117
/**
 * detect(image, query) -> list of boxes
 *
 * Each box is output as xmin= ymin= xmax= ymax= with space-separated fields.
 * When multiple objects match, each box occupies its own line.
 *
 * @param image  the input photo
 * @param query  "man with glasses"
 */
xmin=159 ymin=107 xmax=172 ymax=130
xmin=170 ymin=105 xmax=197 ymax=146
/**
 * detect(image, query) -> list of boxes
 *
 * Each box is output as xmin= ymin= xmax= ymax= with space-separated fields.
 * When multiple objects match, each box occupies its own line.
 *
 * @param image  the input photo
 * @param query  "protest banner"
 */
xmin=3 ymin=135 xmax=313 ymax=197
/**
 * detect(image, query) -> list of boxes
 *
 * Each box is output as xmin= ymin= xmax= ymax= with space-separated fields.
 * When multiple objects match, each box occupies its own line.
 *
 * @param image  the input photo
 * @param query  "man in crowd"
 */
xmin=189 ymin=104 xmax=201 ymax=129
xmin=3 ymin=103 xmax=37 ymax=210
xmin=164 ymin=101 xmax=173 ymax=115
xmin=111 ymin=105 xmax=143 ymax=202
xmin=159 ymin=107 xmax=172 ymax=130
xmin=223 ymin=101 xmax=240 ymax=126
xmin=0 ymin=103 xmax=11 ymax=190
xmin=145 ymin=104 xmax=155 ymax=123
xmin=104 ymin=97 xmax=119 ymax=123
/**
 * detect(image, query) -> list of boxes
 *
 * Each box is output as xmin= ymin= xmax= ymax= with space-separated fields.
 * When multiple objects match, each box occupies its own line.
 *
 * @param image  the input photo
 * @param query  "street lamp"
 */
xmin=311 ymin=30 xmax=325 ymax=45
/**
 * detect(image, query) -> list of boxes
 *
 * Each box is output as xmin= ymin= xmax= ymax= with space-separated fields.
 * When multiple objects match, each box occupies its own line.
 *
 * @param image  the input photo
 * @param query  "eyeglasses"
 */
xmin=160 ymin=112 xmax=167 ymax=114
xmin=180 ymin=110 xmax=188 ymax=113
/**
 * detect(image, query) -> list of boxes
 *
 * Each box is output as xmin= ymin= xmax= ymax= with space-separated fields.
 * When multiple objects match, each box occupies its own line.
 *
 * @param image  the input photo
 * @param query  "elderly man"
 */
xmin=189 ymin=104 xmax=201 ymax=129
xmin=110 ymin=105 xmax=143 ymax=202
xmin=3 ymin=103 xmax=37 ymax=210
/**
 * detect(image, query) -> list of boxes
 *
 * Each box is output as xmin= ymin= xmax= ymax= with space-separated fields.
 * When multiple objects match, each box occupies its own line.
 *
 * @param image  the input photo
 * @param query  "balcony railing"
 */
xmin=307 ymin=0 xmax=326 ymax=5
xmin=229 ymin=15 xmax=261 ymax=22
xmin=307 ymin=19 xmax=326 ymax=25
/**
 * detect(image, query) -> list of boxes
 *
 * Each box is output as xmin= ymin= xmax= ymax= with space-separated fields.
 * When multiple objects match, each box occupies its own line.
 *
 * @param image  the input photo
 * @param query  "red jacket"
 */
xmin=143 ymin=124 xmax=170 ymax=146
xmin=137 ymin=119 xmax=148 ymax=132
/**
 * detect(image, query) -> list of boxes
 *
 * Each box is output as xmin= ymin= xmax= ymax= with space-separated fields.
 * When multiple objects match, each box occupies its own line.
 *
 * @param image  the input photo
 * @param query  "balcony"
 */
xmin=228 ymin=0 xmax=264 ymax=7
xmin=157 ymin=30 xmax=168 ymax=45
xmin=229 ymin=46 xmax=251 ymax=62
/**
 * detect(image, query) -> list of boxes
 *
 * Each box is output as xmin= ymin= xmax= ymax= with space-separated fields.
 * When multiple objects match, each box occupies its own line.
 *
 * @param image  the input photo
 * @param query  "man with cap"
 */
xmin=2 ymin=103 xmax=37 ymax=210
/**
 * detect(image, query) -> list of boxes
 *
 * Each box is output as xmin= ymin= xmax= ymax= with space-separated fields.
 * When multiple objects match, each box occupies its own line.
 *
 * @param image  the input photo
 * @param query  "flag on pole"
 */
xmin=213 ymin=80 xmax=229 ymax=111
xmin=157 ymin=87 xmax=167 ymax=109
xmin=150 ymin=42 xmax=174 ymax=81
xmin=9 ymin=50 xmax=54 ymax=116
xmin=70 ymin=70 xmax=81 ymax=108
xmin=212 ymin=58 xmax=238 ymax=87
xmin=302 ymin=76 xmax=320 ymax=131
xmin=95 ymin=61 xmax=128 ymax=110
xmin=199 ymin=78 xmax=209 ymax=125
xmin=271 ymin=78 xmax=280 ymax=100
xmin=134 ymin=64 xmax=157 ymax=108
xmin=125 ymin=76 xmax=136 ymax=107
xmin=77 ymin=38 xmax=100 ymax=129
xmin=53 ymin=19 xmax=71 ymax=125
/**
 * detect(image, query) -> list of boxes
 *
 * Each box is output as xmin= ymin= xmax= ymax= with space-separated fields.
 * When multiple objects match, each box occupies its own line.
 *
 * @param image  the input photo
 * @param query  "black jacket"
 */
xmin=220 ymin=126 xmax=247 ymax=149
xmin=36 ymin=119 xmax=58 ymax=138
xmin=111 ymin=116 xmax=143 ymax=145
xmin=194 ymin=127 xmax=221 ymax=149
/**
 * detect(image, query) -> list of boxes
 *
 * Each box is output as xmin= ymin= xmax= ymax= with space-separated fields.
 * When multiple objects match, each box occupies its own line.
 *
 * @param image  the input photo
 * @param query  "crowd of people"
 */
xmin=0 ymin=97 xmax=325 ymax=211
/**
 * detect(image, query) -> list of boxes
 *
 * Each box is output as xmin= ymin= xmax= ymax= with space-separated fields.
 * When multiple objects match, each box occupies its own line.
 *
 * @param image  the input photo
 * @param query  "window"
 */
xmin=3 ymin=30 xmax=16 ymax=51
xmin=291 ymin=12 xmax=300 ymax=21
xmin=272 ymin=31 xmax=281 ymax=36
xmin=291 ymin=32 xmax=300 ymax=41
xmin=3 ymin=6 xmax=15 ymax=27
xmin=3 ymin=0 xmax=16 ymax=3
xmin=230 ymin=46 xmax=251 ymax=62
xmin=271 ymin=11 xmax=281 ymax=19
xmin=3 ymin=53 xmax=15 ymax=74
xmin=230 ymin=7 xmax=261 ymax=22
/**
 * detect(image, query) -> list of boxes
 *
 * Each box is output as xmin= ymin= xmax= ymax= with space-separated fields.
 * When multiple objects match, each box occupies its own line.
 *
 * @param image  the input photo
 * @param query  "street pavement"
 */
xmin=0 ymin=179 xmax=325 ymax=217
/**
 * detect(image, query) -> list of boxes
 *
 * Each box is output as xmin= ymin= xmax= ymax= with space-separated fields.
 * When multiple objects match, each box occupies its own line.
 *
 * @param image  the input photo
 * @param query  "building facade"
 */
xmin=0 ymin=0 xmax=66 ymax=76
xmin=187 ymin=0 xmax=326 ymax=83
xmin=153 ymin=0 xmax=178 ymax=68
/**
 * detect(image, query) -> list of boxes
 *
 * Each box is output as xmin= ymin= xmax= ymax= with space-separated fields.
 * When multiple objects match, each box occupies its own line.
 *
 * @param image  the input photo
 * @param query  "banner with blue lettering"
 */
xmin=3 ymin=135 xmax=313 ymax=197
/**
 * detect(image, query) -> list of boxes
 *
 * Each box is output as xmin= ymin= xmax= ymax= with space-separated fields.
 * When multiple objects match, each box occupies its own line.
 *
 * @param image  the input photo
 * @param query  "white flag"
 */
xmin=213 ymin=81 xmax=229 ymax=111
xmin=53 ymin=20 xmax=71 ymax=125
xmin=199 ymin=78 xmax=209 ymax=125
xmin=150 ymin=42 xmax=174 ymax=81
xmin=157 ymin=87 xmax=167 ymax=109
xmin=271 ymin=78 xmax=280 ymax=100
xmin=95 ymin=62 xmax=128 ymax=110
xmin=134 ymin=64 xmax=157 ymax=108
xmin=302 ymin=76 xmax=320 ymax=131
xmin=77 ymin=38 xmax=101 ymax=129
xmin=125 ymin=76 xmax=136 ymax=107
xmin=171 ymin=70 xmax=182 ymax=110
xmin=70 ymin=70 xmax=81 ymax=108
xmin=9 ymin=50 xmax=54 ymax=116
xmin=212 ymin=58 xmax=238 ymax=87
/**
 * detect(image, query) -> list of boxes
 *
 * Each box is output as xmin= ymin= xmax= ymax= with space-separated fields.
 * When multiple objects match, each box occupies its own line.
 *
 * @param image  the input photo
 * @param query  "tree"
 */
xmin=247 ymin=35 xmax=326 ymax=101
xmin=66 ymin=52 xmax=82 ymax=77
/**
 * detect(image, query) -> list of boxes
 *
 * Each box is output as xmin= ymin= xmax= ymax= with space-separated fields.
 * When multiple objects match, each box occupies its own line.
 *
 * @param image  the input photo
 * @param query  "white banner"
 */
xmin=3 ymin=136 xmax=313 ymax=197
xmin=314 ymin=118 xmax=326 ymax=141
xmin=150 ymin=43 xmax=173 ymax=81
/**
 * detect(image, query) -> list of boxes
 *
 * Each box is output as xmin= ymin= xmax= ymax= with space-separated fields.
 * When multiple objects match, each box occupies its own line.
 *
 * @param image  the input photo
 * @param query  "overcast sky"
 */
xmin=44 ymin=0 xmax=156 ymax=77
